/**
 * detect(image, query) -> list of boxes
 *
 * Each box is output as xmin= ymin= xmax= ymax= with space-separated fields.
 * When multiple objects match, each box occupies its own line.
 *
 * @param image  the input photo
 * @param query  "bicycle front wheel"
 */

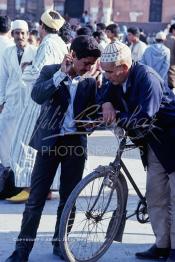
xmin=59 ymin=167 xmax=127 ymax=262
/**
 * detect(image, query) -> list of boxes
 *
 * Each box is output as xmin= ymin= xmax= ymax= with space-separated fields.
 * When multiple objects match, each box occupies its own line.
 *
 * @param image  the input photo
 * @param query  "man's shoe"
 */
xmin=5 ymin=250 xmax=28 ymax=262
xmin=166 ymin=249 xmax=175 ymax=261
xmin=53 ymin=245 xmax=64 ymax=260
xmin=135 ymin=244 xmax=169 ymax=260
xmin=6 ymin=190 xmax=29 ymax=203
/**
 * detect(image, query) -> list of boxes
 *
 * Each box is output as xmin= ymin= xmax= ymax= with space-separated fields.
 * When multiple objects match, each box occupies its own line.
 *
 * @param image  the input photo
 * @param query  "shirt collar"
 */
xmin=63 ymin=75 xmax=81 ymax=86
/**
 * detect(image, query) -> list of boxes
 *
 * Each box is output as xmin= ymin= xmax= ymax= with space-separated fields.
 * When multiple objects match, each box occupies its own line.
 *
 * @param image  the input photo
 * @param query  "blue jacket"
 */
xmin=141 ymin=43 xmax=170 ymax=81
xmin=29 ymin=64 xmax=98 ymax=152
xmin=103 ymin=63 xmax=175 ymax=173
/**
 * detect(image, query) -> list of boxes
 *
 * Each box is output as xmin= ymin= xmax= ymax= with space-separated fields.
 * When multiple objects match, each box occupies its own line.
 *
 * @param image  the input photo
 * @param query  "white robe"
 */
xmin=130 ymin=41 xmax=147 ymax=62
xmin=10 ymin=34 xmax=67 ymax=189
xmin=0 ymin=35 xmax=14 ymax=62
xmin=0 ymin=44 xmax=37 ymax=166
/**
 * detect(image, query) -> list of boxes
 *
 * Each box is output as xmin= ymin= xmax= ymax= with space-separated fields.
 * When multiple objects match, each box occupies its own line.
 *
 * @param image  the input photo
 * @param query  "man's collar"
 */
xmin=123 ymin=62 xmax=136 ymax=93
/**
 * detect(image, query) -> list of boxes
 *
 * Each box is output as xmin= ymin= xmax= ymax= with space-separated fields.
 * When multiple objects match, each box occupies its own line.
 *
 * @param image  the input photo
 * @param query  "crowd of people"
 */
xmin=1 ymin=9 xmax=175 ymax=262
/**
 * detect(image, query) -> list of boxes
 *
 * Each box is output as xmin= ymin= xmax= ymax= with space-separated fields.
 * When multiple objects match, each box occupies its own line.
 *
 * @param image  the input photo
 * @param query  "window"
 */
xmin=149 ymin=0 xmax=163 ymax=22
xmin=64 ymin=0 xmax=84 ymax=18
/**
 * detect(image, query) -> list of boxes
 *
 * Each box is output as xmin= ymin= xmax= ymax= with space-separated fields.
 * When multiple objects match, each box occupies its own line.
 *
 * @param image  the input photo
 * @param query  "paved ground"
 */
xmin=0 ymin=130 xmax=156 ymax=261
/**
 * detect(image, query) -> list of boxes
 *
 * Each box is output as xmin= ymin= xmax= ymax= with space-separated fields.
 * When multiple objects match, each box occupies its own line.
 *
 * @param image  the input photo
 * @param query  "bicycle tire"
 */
xmin=59 ymin=168 xmax=128 ymax=262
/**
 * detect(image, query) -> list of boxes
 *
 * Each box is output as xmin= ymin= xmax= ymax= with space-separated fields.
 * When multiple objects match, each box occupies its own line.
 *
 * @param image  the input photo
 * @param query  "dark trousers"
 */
xmin=15 ymin=135 xmax=86 ymax=255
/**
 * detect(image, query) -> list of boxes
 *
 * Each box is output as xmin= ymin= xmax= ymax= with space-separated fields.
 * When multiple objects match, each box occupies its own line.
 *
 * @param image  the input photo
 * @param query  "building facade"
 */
xmin=0 ymin=0 xmax=53 ymax=20
xmin=84 ymin=0 xmax=175 ymax=24
xmin=0 ymin=0 xmax=175 ymax=25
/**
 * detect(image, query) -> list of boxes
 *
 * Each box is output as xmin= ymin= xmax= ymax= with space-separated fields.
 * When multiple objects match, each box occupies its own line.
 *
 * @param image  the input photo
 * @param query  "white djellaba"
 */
xmin=10 ymin=12 xmax=68 ymax=189
xmin=0 ymin=20 xmax=37 ymax=167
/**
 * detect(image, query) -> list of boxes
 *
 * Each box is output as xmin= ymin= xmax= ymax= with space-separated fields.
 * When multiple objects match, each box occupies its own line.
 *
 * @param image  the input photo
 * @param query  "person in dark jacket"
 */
xmin=5 ymin=35 xmax=101 ymax=262
xmin=100 ymin=41 xmax=175 ymax=262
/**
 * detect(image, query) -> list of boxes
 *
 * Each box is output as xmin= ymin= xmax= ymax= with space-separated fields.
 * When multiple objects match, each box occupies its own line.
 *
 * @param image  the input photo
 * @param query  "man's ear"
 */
xmin=11 ymin=30 xmax=14 ymax=37
xmin=122 ymin=63 xmax=129 ymax=72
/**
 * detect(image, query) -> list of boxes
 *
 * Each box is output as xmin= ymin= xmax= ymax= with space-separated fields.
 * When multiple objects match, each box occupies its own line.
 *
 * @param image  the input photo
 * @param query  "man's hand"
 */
xmin=102 ymin=102 xmax=116 ymax=123
xmin=96 ymin=72 xmax=103 ymax=88
xmin=83 ymin=59 xmax=103 ymax=88
xmin=61 ymin=51 xmax=73 ymax=75
xmin=0 ymin=104 xmax=4 ymax=113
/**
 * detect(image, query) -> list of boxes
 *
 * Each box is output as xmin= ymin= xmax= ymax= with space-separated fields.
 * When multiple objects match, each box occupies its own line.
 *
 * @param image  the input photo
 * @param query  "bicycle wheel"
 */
xmin=59 ymin=166 xmax=128 ymax=262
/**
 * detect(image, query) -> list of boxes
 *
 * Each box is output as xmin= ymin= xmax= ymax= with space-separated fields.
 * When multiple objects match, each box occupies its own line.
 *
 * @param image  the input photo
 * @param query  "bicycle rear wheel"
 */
xmin=59 ymin=167 xmax=128 ymax=262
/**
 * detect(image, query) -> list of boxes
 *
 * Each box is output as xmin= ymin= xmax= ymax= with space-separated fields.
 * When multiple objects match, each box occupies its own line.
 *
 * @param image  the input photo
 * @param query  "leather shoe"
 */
xmin=5 ymin=250 xmax=28 ymax=262
xmin=166 ymin=249 xmax=175 ymax=261
xmin=135 ymin=244 xmax=169 ymax=260
xmin=53 ymin=245 xmax=64 ymax=260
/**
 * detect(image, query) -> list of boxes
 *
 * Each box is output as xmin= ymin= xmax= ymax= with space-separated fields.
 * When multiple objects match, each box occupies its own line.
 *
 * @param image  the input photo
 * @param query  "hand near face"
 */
xmin=96 ymin=72 xmax=103 ymax=88
xmin=61 ymin=51 xmax=73 ymax=74
xmin=102 ymin=102 xmax=116 ymax=123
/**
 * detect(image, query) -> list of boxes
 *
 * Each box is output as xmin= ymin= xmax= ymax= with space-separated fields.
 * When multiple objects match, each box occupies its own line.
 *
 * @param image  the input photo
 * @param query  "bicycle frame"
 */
xmin=110 ymin=133 xmax=148 ymax=221
xmin=58 ymin=125 xmax=150 ymax=262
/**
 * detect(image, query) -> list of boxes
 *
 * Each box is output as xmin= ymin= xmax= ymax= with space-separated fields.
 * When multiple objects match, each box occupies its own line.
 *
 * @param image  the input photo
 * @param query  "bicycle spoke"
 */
xmin=61 ymin=172 xmax=125 ymax=261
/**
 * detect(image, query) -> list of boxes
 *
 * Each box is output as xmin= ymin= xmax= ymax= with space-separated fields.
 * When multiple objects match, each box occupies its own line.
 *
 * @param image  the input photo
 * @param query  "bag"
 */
xmin=0 ymin=163 xmax=16 ymax=199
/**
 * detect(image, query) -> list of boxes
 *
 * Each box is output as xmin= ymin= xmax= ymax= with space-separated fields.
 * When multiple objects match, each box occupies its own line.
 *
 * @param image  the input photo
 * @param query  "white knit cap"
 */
xmin=100 ymin=41 xmax=131 ymax=64
xmin=155 ymin=31 xmax=166 ymax=41
xmin=11 ymin=20 xmax=29 ymax=31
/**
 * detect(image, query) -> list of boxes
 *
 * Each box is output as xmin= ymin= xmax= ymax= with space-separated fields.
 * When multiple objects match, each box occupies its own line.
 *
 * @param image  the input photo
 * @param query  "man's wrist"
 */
xmin=102 ymin=102 xmax=113 ymax=109
xmin=53 ymin=69 xmax=67 ymax=88
xmin=59 ymin=68 xmax=67 ymax=78
xmin=60 ymin=67 xmax=66 ymax=74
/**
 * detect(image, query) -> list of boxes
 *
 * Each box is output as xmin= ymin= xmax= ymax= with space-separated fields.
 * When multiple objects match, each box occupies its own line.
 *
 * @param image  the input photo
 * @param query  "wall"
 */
xmin=86 ymin=0 xmax=175 ymax=24
xmin=113 ymin=0 xmax=149 ymax=23
xmin=0 ymin=0 xmax=7 ymax=12
xmin=85 ymin=0 xmax=113 ymax=24
xmin=162 ymin=0 xmax=175 ymax=23
xmin=1 ymin=0 xmax=175 ymax=25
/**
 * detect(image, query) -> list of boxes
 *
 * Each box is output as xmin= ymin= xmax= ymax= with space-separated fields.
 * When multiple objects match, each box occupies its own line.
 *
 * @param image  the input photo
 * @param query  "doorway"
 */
xmin=64 ymin=0 xmax=84 ymax=18
xmin=149 ymin=0 xmax=163 ymax=22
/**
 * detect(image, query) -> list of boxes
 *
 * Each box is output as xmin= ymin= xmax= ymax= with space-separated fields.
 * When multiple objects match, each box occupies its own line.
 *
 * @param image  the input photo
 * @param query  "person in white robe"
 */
xmin=0 ymin=20 xmax=37 ymax=167
xmin=0 ymin=15 xmax=14 ymax=69
xmin=9 ymin=10 xmax=68 ymax=201
xmin=0 ymin=15 xmax=14 ymax=114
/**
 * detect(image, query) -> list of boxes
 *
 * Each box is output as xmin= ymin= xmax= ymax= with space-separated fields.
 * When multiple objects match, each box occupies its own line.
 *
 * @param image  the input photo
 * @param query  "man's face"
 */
xmin=106 ymin=30 xmax=113 ymax=40
xmin=28 ymin=34 xmax=38 ymax=46
xmin=73 ymin=56 xmax=98 ymax=76
xmin=12 ymin=29 xmax=28 ymax=48
xmin=127 ymin=32 xmax=137 ymax=44
xmin=101 ymin=62 xmax=128 ymax=85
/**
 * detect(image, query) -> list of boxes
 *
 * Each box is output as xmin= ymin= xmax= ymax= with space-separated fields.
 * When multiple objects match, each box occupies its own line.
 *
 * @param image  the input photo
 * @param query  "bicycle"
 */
xmin=59 ymin=123 xmax=149 ymax=262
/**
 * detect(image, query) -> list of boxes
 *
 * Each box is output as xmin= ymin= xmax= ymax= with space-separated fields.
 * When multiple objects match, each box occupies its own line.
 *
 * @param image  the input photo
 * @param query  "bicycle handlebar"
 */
xmin=74 ymin=119 xmax=150 ymax=135
xmin=74 ymin=120 xmax=103 ymax=124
